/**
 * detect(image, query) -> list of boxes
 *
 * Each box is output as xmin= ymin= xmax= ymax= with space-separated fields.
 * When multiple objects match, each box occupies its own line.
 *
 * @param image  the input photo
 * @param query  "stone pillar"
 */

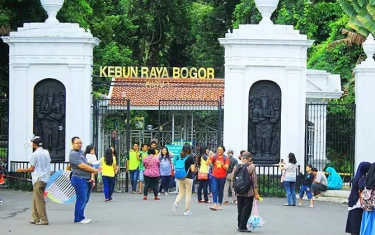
xmin=219 ymin=1 xmax=313 ymax=164
xmin=2 ymin=0 xmax=100 ymax=162
xmin=354 ymin=34 xmax=375 ymax=170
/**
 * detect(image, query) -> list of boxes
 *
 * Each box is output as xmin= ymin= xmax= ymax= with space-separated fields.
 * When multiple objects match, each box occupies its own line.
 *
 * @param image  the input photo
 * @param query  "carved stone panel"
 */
xmin=248 ymin=80 xmax=281 ymax=164
xmin=34 ymin=79 xmax=66 ymax=161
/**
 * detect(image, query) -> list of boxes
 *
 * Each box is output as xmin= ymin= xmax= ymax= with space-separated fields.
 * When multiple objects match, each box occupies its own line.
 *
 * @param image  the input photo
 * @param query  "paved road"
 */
xmin=0 ymin=189 xmax=348 ymax=235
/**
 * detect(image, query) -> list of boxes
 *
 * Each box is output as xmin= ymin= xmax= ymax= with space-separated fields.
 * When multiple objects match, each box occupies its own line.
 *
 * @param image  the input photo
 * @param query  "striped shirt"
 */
xmin=232 ymin=163 xmax=258 ymax=197
xmin=30 ymin=147 xmax=51 ymax=185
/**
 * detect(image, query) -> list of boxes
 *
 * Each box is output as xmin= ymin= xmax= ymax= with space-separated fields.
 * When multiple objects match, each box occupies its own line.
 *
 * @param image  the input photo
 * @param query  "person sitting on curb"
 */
xmin=326 ymin=167 xmax=343 ymax=190
xmin=311 ymin=167 xmax=328 ymax=197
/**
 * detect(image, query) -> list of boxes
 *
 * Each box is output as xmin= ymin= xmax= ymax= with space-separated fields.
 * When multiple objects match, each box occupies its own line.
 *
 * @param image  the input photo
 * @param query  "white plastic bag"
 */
xmin=247 ymin=200 xmax=265 ymax=230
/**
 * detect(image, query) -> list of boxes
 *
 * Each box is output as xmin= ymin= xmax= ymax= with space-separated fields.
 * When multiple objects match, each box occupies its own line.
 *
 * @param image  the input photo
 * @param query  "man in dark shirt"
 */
xmin=224 ymin=150 xmax=238 ymax=204
xmin=69 ymin=136 xmax=98 ymax=224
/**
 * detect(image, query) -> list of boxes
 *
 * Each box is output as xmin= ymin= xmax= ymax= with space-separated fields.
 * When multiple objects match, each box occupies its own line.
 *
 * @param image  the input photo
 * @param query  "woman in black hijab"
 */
xmin=345 ymin=162 xmax=371 ymax=235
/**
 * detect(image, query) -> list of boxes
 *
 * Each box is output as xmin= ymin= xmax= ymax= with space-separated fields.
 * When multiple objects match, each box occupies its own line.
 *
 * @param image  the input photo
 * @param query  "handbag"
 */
xmin=198 ymin=172 xmax=208 ymax=180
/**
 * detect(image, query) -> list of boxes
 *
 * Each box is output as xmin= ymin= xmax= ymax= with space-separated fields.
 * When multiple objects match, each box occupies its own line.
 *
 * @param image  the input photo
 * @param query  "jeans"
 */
xmin=102 ymin=176 xmax=115 ymax=200
xmin=198 ymin=180 xmax=209 ymax=202
xmin=283 ymin=181 xmax=296 ymax=205
xmin=237 ymin=196 xmax=254 ymax=230
xmin=159 ymin=175 xmax=171 ymax=193
xmin=129 ymin=170 xmax=139 ymax=192
xmin=299 ymin=184 xmax=313 ymax=199
xmin=211 ymin=176 xmax=226 ymax=204
xmin=71 ymin=176 xmax=91 ymax=222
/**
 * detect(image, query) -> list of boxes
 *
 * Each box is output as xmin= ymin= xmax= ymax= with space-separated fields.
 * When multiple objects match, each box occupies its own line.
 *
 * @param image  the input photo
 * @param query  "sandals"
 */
xmin=210 ymin=207 xmax=217 ymax=211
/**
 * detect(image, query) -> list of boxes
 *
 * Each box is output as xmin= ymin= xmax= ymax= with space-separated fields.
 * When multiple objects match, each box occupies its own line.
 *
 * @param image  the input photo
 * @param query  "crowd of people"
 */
xmin=8 ymin=135 xmax=375 ymax=234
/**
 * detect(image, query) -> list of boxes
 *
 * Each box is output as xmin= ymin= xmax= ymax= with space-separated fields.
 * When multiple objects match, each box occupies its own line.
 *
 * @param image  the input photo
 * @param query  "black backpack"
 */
xmin=233 ymin=163 xmax=252 ymax=194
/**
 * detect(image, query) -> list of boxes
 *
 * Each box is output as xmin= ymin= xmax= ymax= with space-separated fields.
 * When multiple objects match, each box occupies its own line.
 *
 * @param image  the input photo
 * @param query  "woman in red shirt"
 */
xmin=206 ymin=145 xmax=229 ymax=210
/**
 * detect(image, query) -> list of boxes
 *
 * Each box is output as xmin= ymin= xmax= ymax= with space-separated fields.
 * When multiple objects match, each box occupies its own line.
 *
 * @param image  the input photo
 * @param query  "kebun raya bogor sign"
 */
xmin=99 ymin=66 xmax=215 ymax=79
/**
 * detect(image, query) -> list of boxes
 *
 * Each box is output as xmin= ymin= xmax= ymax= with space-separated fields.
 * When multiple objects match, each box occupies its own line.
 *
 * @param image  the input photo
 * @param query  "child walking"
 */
xmin=298 ymin=164 xmax=314 ymax=208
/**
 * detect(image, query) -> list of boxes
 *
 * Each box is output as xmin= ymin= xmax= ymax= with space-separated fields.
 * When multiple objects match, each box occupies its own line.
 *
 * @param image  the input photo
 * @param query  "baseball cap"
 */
xmin=31 ymin=136 xmax=43 ymax=146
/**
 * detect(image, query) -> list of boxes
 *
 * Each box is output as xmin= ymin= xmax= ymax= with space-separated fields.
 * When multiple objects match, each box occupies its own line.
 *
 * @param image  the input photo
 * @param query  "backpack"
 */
xmin=361 ymin=187 xmax=375 ymax=211
xmin=233 ymin=163 xmax=252 ymax=194
xmin=174 ymin=155 xmax=190 ymax=179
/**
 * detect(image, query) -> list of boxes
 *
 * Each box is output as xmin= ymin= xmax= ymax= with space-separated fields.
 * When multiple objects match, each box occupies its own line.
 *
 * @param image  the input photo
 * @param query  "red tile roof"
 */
xmin=109 ymin=78 xmax=224 ymax=108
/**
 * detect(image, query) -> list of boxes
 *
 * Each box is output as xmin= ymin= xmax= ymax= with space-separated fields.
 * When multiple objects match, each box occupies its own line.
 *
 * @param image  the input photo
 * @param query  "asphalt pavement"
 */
xmin=0 ymin=189 xmax=348 ymax=235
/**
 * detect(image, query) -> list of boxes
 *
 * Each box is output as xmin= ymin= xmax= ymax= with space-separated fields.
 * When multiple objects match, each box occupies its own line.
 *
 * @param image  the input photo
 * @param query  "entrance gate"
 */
xmin=158 ymin=98 xmax=223 ymax=153
xmin=305 ymin=103 xmax=355 ymax=180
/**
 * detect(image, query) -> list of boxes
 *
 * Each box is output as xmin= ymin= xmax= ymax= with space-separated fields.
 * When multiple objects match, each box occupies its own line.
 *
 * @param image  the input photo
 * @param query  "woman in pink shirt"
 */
xmin=143 ymin=148 xmax=161 ymax=200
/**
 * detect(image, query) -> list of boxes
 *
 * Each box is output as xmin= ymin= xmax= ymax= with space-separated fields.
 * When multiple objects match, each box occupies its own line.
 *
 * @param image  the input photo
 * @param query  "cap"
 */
xmin=31 ymin=136 xmax=43 ymax=146
xmin=242 ymin=152 xmax=251 ymax=159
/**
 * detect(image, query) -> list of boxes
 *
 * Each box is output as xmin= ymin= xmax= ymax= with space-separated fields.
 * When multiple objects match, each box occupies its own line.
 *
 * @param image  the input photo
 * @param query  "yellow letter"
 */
xmin=150 ymin=67 xmax=157 ymax=78
xmin=141 ymin=67 xmax=149 ymax=78
xmin=207 ymin=68 xmax=214 ymax=79
xmin=162 ymin=67 xmax=169 ymax=78
xmin=173 ymin=67 xmax=180 ymax=78
xmin=115 ymin=66 xmax=122 ymax=77
xmin=131 ymin=67 xmax=138 ymax=78
xmin=107 ymin=66 xmax=115 ymax=77
xmin=198 ymin=68 xmax=207 ymax=79
xmin=181 ymin=67 xmax=189 ymax=79
xmin=189 ymin=67 xmax=197 ymax=78
xmin=156 ymin=67 xmax=164 ymax=78
xmin=99 ymin=66 xmax=107 ymax=77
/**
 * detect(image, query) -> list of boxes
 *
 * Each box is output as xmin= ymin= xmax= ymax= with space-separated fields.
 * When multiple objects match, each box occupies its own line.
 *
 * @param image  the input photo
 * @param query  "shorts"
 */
xmin=139 ymin=170 xmax=144 ymax=182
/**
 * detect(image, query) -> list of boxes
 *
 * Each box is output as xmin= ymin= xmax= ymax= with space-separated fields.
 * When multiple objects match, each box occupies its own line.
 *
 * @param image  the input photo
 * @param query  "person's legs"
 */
xmin=218 ymin=177 xmax=226 ymax=206
xmin=211 ymin=177 xmax=218 ymax=205
xmin=108 ymin=176 xmax=115 ymax=199
xmin=184 ymin=178 xmax=193 ymax=211
xmin=237 ymin=196 xmax=244 ymax=229
xmin=143 ymin=176 xmax=151 ymax=197
xmin=198 ymin=180 xmax=203 ymax=201
xmin=33 ymin=181 xmax=48 ymax=224
xmin=152 ymin=177 xmax=159 ymax=198
xmin=290 ymin=182 xmax=296 ymax=205
xmin=202 ymin=180 xmax=209 ymax=202
xmin=175 ymin=179 xmax=186 ymax=204
xmin=159 ymin=176 xmax=166 ymax=193
xmin=138 ymin=170 xmax=144 ymax=193
xmin=298 ymin=185 xmax=306 ymax=205
xmin=223 ymin=175 xmax=231 ymax=203
xmin=164 ymin=176 xmax=170 ymax=193
xmin=71 ymin=177 xmax=89 ymax=222
xmin=31 ymin=183 xmax=39 ymax=222
xmin=102 ymin=176 xmax=110 ymax=200
xmin=306 ymin=186 xmax=313 ymax=207
xmin=283 ymin=181 xmax=292 ymax=205
xmin=238 ymin=196 xmax=254 ymax=231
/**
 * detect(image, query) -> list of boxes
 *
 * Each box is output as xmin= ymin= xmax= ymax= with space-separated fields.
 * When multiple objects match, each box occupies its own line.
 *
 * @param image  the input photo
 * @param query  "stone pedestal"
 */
xmin=2 ymin=14 xmax=99 ymax=162
xmin=354 ymin=34 xmax=375 ymax=170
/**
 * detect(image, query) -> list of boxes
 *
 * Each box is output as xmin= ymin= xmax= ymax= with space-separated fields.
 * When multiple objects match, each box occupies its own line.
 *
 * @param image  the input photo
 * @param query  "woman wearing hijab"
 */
xmin=326 ymin=167 xmax=343 ymax=190
xmin=345 ymin=162 xmax=371 ymax=235
xmin=360 ymin=162 xmax=375 ymax=235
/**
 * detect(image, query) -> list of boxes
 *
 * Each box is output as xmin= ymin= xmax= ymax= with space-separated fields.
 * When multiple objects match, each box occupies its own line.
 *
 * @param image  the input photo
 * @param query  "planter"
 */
xmin=40 ymin=0 xmax=64 ymax=23
xmin=254 ymin=0 xmax=279 ymax=24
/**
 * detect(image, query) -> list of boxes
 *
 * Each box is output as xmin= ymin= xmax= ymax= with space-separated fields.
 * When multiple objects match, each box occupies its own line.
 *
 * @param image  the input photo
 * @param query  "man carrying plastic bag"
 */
xmin=247 ymin=200 xmax=265 ymax=230
xmin=232 ymin=152 xmax=261 ymax=233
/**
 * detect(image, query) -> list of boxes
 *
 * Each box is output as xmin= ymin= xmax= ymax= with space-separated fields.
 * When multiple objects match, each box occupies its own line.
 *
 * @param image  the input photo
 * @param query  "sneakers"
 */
xmin=76 ymin=218 xmax=91 ymax=224
xmin=154 ymin=197 xmax=160 ymax=200
xmin=164 ymin=192 xmax=169 ymax=196
xmin=172 ymin=202 xmax=178 ymax=212
xmin=297 ymin=203 xmax=302 ymax=206
xmin=309 ymin=205 xmax=314 ymax=208
xmin=35 ymin=220 xmax=49 ymax=225
xmin=183 ymin=210 xmax=192 ymax=216
xmin=29 ymin=220 xmax=36 ymax=224
xmin=143 ymin=196 xmax=147 ymax=200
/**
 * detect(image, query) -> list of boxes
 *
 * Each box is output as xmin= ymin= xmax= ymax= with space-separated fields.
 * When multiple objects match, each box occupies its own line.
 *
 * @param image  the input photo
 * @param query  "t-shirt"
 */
xmin=227 ymin=156 xmax=238 ymax=174
xmin=143 ymin=155 xmax=160 ymax=177
xmin=86 ymin=153 xmax=99 ymax=166
xmin=139 ymin=151 xmax=147 ymax=170
xmin=159 ymin=156 xmax=171 ymax=176
xmin=173 ymin=155 xmax=195 ymax=179
xmin=209 ymin=154 xmax=230 ymax=179
xmin=315 ymin=171 xmax=328 ymax=187
xmin=101 ymin=156 xmax=117 ymax=177
xmin=69 ymin=149 xmax=91 ymax=179
xmin=199 ymin=154 xmax=209 ymax=173
xmin=128 ymin=150 xmax=140 ymax=171
xmin=283 ymin=163 xmax=297 ymax=182
xmin=30 ymin=147 xmax=51 ymax=185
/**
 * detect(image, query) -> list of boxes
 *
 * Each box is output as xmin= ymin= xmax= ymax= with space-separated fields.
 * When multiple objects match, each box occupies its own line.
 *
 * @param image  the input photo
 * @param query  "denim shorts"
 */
xmin=139 ymin=170 xmax=144 ymax=182
xmin=299 ymin=184 xmax=313 ymax=199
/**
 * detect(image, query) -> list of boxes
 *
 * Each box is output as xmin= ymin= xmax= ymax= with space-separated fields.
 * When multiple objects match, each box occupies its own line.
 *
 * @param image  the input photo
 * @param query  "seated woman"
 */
xmin=326 ymin=167 xmax=343 ymax=190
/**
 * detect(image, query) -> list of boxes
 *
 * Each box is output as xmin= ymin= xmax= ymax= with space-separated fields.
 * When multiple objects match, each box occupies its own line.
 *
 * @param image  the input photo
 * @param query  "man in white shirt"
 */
xmin=311 ymin=167 xmax=328 ymax=197
xmin=17 ymin=136 xmax=51 ymax=225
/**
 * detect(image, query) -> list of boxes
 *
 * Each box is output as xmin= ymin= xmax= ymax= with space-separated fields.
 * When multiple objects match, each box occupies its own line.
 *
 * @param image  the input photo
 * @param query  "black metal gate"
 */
xmin=0 ymin=97 xmax=8 ymax=166
xmin=93 ymin=97 xmax=131 ymax=192
xmin=158 ymin=97 xmax=223 ymax=153
xmin=305 ymin=103 xmax=355 ymax=179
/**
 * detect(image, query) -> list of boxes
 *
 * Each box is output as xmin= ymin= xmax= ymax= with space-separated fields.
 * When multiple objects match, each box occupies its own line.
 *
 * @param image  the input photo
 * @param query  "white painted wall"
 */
xmin=2 ymin=22 xmax=99 ymax=163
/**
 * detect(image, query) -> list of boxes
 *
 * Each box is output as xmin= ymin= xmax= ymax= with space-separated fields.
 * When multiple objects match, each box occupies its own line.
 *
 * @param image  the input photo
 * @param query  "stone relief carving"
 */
xmin=34 ymin=79 xmax=66 ymax=161
xmin=248 ymin=81 xmax=281 ymax=164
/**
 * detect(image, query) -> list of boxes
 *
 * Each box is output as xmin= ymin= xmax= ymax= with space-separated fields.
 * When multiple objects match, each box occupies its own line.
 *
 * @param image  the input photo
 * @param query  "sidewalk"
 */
xmin=0 ymin=189 xmax=348 ymax=235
